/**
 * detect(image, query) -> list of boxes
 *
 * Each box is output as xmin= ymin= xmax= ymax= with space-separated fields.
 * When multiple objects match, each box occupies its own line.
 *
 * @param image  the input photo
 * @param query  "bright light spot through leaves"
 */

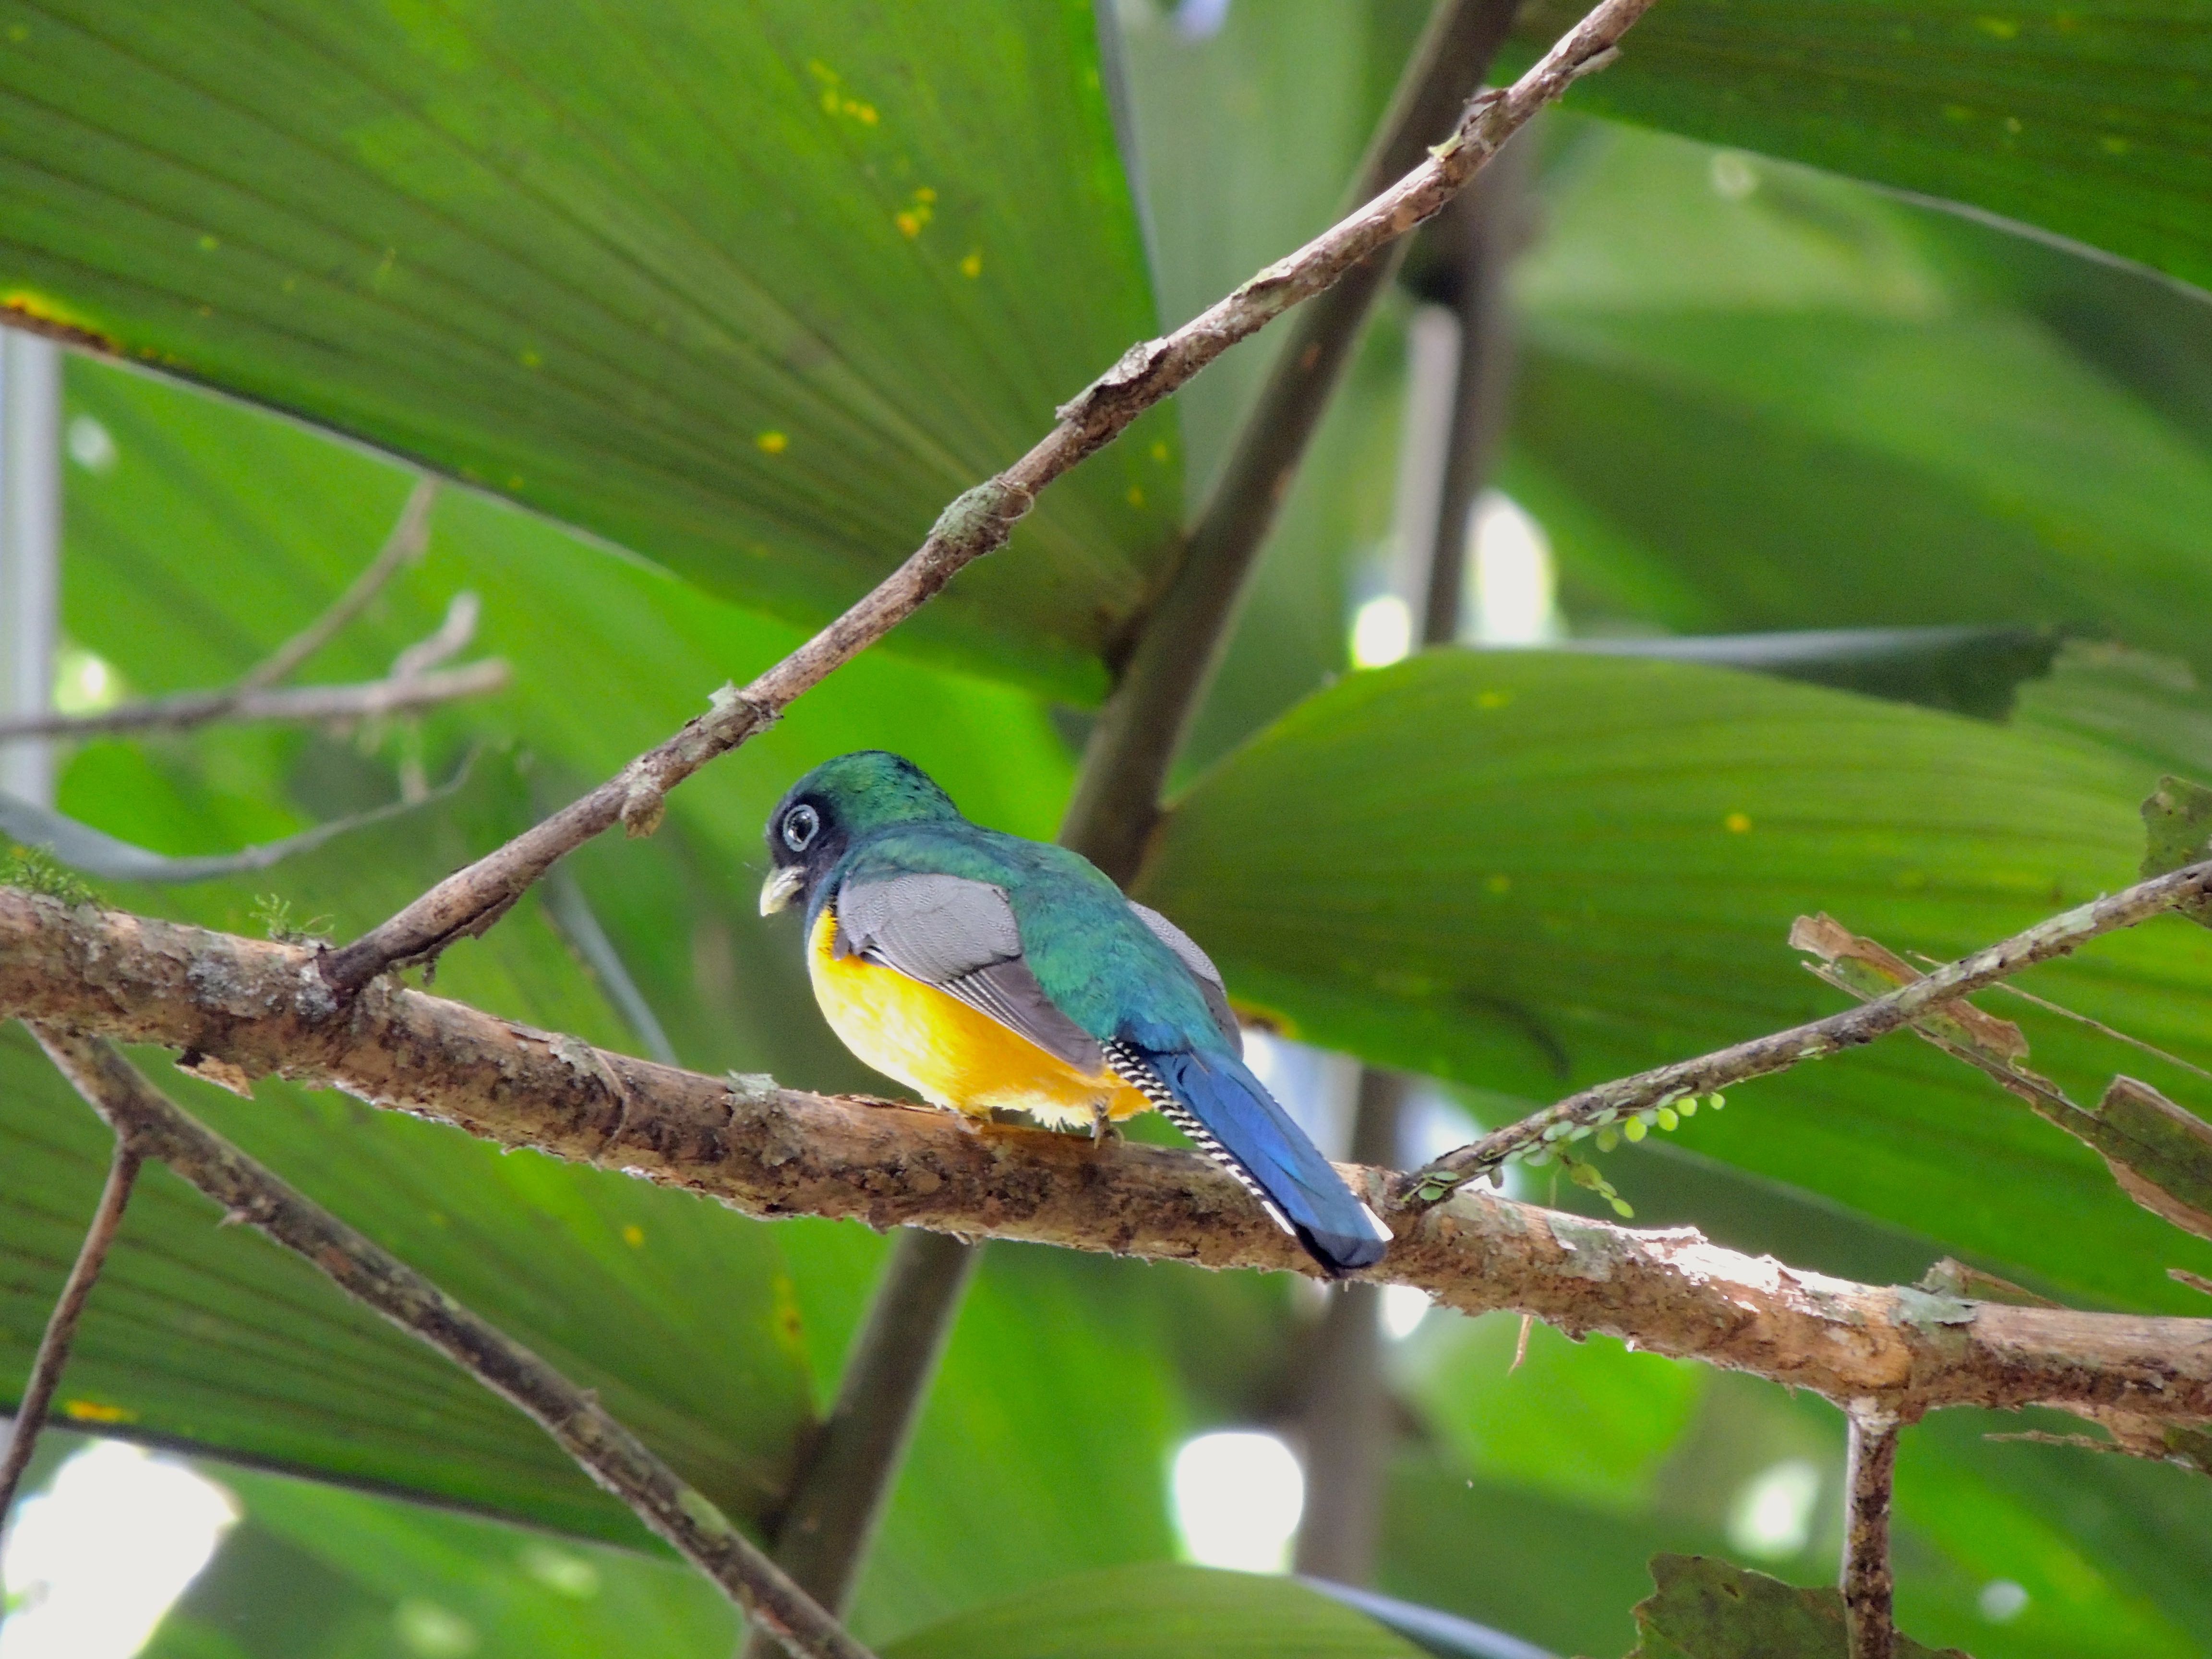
xmin=1351 ymin=594 xmax=1413 ymax=670
xmin=1979 ymin=1579 xmax=2030 ymax=1623
xmin=1468 ymin=492 xmax=1557 ymax=647
xmin=0 ymin=1440 xmax=237 ymax=1659
xmin=1726 ymin=1457 xmax=1821 ymax=1561
xmin=1381 ymin=1283 xmax=1432 ymax=1341
xmin=1170 ymin=1431 xmax=1304 ymax=1574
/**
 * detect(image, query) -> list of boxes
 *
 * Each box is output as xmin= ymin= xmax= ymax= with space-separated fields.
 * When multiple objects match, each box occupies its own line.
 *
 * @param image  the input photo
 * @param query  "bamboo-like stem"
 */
xmin=735 ymin=1230 xmax=980 ymax=1659
xmin=317 ymin=0 xmax=1662 ymax=992
xmin=1061 ymin=0 xmax=1526 ymax=876
xmin=0 ymin=1135 xmax=141 ymax=1540
xmin=1841 ymin=1407 xmax=1900 ymax=1659
xmin=28 ymin=1026 xmax=877 ymax=1659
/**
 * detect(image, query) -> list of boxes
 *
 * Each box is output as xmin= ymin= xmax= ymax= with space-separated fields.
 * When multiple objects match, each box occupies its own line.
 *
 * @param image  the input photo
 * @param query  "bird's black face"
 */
xmin=758 ymin=791 xmax=845 ymax=917
xmin=759 ymin=751 xmax=964 ymax=918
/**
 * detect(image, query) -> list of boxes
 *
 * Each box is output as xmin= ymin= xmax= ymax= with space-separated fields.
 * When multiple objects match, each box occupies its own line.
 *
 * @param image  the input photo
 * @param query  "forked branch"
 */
xmin=7 ymin=890 xmax=2211 ymax=1429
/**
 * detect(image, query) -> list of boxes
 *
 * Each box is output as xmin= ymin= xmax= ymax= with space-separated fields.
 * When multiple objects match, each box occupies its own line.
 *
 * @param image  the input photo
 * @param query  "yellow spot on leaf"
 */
xmin=1486 ymin=874 xmax=1512 ymax=895
xmin=1126 ymin=485 xmax=1144 ymax=508
xmin=621 ymin=1224 xmax=645 ymax=1248
xmin=821 ymin=89 xmax=840 ymax=115
xmin=757 ymin=430 xmax=788 ymax=455
xmin=519 ymin=348 xmax=541 ymax=368
xmin=960 ymin=249 xmax=983 ymax=278
xmin=914 ymin=187 xmax=936 ymax=204
xmin=895 ymin=212 xmax=920 ymax=237
xmin=1725 ymin=812 xmax=1752 ymax=834
xmin=2100 ymin=134 xmax=2131 ymax=154
xmin=1974 ymin=15 xmax=2020 ymax=38
xmin=1150 ymin=440 xmax=1170 ymax=463
xmin=197 ymin=232 xmax=219 ymax=252
xmin=1476 ymin=689 xmax=1513 ymax=709
xmin=63 ymin=1399 xmax=136 ymax=1424
xmin=807 ymin=60 xmax=836 ymax=85
xmin=2004 ymin=115 xmax=2023 ymax=133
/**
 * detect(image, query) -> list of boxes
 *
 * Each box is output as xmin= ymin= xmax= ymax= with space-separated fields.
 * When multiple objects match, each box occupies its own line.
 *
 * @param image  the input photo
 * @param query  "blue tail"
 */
xmin=1131 ymin=1046 xmax=1390 ymax=1275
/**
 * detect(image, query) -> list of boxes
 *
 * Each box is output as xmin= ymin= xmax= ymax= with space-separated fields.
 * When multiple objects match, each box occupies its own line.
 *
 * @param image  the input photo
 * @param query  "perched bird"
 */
xmin=758 ymin=751 xmax=1391 ymax=1275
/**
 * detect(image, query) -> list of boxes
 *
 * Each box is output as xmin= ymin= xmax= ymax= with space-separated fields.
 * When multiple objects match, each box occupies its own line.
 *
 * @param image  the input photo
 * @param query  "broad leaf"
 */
xmin=0 ymin=0 xmax=1179 ymax=697
xmin=1512 ymin=0 xmax=2212 ymax=295
xmin=1137 ymin=649 xmax=2212 ymax=1311
xmin=1623 ymin=1555 xmax=1966 ymax=1659
xmin=879 ymin=1562 xmax=1426 ymax=1659
xmin=143 ymin=1452 xmax=735 ymax=1659
xmin=1505 ymin=123 xmax=2212 ymax=681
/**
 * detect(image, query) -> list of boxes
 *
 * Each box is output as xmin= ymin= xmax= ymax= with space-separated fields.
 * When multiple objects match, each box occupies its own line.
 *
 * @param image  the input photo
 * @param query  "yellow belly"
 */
xmin=808 ymin=909 xmax=1150 ymax=1128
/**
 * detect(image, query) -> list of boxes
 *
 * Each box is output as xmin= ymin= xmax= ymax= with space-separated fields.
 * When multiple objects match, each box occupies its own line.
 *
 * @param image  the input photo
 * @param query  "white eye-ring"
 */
xmin=782 ymin=804 xmax=820 ymax=853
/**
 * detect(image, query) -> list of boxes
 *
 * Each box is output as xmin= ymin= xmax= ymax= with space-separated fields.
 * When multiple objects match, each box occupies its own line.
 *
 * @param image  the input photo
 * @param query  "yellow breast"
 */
xmin=807 ymin=909 xmax=1150 ymax=1128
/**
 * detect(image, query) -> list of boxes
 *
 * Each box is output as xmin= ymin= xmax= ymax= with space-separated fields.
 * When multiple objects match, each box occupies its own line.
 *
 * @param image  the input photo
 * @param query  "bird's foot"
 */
xmin=1089 ymin=1103 xmax=1122 ymax=1147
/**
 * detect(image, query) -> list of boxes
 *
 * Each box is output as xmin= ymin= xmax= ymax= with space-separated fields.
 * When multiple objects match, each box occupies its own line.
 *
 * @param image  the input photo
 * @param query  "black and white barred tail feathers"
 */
xmin=1103 ymin=1039 xmax=1391 ymax=1275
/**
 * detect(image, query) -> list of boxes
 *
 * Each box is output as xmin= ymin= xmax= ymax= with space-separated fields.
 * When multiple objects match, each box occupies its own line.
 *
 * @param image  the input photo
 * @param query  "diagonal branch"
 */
xmin=0 ymin=1133 xmax=141 ymax=1540
xmin=7 ymin=890 xmax=2212 ymax=1427
xmin=1406 ymin=856 xmax=2212 ymax=1202
xmin=1061 ymin=0 xmax=1526 ymax=876
xmin=317 ymin=0 xmax=1665 ymax=993
xmin=28 ymin=1025 xmax=877 ymax=1659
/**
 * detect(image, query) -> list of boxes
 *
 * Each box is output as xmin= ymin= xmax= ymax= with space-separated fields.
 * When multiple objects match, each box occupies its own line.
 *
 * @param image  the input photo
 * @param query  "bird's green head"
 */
xmin=759 ymin=751 xmax=962 ymax=916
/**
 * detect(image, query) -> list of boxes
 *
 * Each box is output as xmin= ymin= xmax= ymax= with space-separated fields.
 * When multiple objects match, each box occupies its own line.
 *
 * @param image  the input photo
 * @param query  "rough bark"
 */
xmin=7 ymin=892 xmax=2208 ymax=1429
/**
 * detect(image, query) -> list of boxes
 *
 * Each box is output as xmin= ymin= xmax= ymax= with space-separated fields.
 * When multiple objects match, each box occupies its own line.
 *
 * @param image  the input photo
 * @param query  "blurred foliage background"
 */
xmin=3 ymin=0 xmax=2212 ymax=1655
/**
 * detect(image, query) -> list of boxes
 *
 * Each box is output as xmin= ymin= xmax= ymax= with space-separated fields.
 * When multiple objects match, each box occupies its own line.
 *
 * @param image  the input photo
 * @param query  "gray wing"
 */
xmin=832 ymin=872 xmax=1104 ymax=1072
xmin=1129 ymin=901 xmax=1240 ymax=1053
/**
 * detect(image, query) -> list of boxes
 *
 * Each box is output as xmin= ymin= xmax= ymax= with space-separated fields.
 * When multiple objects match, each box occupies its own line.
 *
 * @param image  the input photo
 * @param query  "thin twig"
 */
xmin=0 ymin=660 xmax=509 ymax=742
xmin=236 ymin=478 xmax=437 ymax=691
xmin=1407 ymin=858 xmax=2212 ymax=1201
xmin=317 ymin=0 xmax=1663 ymax=993
xmin=0 ymin=1135 xmax=141 ymax=1542
xmin=1906 ymin=951 xmax=2212 ymax=1085
xmin=1841 ymin=1407 xmax=1900 ymax=1659
xmin=27 ymin=1025 xmax=876 ymax=1659
xmin=10 ymin=892 xmax=2212 ymax=1426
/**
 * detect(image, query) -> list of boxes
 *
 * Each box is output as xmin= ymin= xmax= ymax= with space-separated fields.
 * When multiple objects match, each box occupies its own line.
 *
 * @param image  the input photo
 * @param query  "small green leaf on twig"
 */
xmin=2 ymin=843 xmax=96 ymax=906
xmin=2140 ymin=774 xmax=2212 ymax=926
xmin=252 ymin=893 xmax=332 ymax=946
xmin=1624 ymin=1555 xmax=1969 ymax=1658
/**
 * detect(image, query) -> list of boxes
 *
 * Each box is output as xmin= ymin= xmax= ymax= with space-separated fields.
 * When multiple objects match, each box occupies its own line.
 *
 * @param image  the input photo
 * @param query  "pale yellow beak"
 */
xmin=758 ymin=865 xmax=805 ymax=916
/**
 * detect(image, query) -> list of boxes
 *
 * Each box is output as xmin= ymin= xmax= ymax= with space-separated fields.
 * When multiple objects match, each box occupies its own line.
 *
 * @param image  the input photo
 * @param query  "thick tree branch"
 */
xmin=0 ymin=660 xmax=510 ymax=743
xmin=0 ymin=1134 xmax=140 ymax=1539
xmin=1841 ymin=1407 xmax=1899 ymax=1659
xmin=28 ymin=1025 xmax=876 ymax=1659
xmin=317 ymin=0 xmax=1661 ymax=992
xmin=1410 ymin=856 xmax=2212 ymax=1200
xmin=6 ymin=892 xmax=2210 ymax=1429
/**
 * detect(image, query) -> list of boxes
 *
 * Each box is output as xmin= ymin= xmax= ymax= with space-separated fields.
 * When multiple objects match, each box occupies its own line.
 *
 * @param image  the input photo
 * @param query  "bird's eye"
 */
xmin=781 ymin=804 xmax=820 ymax=853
